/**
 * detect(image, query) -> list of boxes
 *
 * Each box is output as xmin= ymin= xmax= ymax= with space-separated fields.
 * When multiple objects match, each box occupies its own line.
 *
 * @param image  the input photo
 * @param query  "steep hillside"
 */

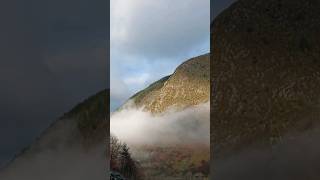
xmin=63 ymin=89 xmax=108 ymax=143
xmin=211 ymin=0 xmax=320 ymax=160
xmin=0 ymin=90 xmax=108 ymax=180
xmin=129 ymin=54 xmax=210 ymax=113
xmin=112 ymin=55 xmax=210 ymax=178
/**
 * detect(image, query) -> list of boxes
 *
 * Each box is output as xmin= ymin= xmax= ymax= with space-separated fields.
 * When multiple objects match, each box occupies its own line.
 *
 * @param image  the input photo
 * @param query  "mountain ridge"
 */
xmin=124 ymin=54 xmax=210 ymax=114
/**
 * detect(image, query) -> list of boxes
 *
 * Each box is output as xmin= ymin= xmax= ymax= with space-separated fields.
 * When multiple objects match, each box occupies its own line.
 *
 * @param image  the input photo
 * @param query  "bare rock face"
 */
xmin=211 ymin=0 xmax=320 ymax=158
xmin=131 ymin=54 xmax=210 ymax=113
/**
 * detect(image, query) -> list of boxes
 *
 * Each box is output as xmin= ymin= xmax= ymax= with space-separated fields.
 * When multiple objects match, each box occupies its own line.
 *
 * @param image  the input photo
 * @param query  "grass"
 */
xmin=130 ymin=75 xmax=170 ymax=105
xmin=63 ymin=89 xmax=108 ymax=139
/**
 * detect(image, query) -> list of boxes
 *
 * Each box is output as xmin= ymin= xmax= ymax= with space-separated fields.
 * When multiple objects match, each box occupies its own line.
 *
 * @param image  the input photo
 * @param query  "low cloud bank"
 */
xmin=0 ymin=117 xmax=107 ymax=180
xmin=0 ymin=144 xmax=107 ymax=180
xmin=110 ymin=101 xmax=210 ymax=146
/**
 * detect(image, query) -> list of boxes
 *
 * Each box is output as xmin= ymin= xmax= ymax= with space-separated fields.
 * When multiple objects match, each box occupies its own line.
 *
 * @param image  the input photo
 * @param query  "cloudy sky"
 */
xmin=0 ymin=0 xmax=108 ymax=167
xmin=212 ymin=0 xmax=236 ymax=19
xmin=110 ymin=0 xmax=210 ymax=111
xmin=0 ymin=0 xmax=237 ymax=168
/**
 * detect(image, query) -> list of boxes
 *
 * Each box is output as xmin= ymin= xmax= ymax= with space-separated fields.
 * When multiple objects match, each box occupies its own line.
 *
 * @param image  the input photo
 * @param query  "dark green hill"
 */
xmin=63 ymin=89 xmax=108 ymax=140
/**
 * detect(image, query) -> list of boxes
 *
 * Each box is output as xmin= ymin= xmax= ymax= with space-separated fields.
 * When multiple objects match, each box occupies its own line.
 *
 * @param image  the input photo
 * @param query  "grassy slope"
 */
xmin=63 ymin=89 xmax=109 ymax=140
xmin=130 ymin=75 xmax=171 ymax=105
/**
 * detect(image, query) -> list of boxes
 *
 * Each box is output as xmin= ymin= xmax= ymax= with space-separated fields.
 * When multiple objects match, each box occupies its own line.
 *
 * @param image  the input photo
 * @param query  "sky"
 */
xmin=0 ymin=0 xmax=237 ymax=168
xmin=110 ymin=0 xmax=211 ymax=111
xmin=0 ymin=0 xmax=108 ymax=167
xmin=212 ymin=0 xmax=236 ymax=20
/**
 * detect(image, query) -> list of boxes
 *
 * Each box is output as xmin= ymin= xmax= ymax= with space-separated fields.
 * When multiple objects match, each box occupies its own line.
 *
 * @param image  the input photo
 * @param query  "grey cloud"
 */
xmin=110 ymin=0 xmax=210 ymax=109
xmin=112 ymin=0 xmax=210 ymax=60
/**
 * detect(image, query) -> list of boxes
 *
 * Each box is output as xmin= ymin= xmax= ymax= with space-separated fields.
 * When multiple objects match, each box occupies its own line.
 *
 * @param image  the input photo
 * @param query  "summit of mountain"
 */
xmin=128 ymin=54 xmax=210 ymax=114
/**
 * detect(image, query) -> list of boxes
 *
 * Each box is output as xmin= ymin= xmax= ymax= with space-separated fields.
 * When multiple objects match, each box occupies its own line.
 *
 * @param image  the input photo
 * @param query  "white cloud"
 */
xmin=111 ymin=0 xmax=210 ymax=59
xmin=0 ymin=145 xmax=107 ymax=180
xmin=110 ymin=101 xmax=210 ymax=146
xmin=123 ymin=73 xmax=150 ymax=87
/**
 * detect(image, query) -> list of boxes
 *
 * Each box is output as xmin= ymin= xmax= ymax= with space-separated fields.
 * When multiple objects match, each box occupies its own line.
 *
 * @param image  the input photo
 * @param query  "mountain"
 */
xmin=1 ymin=53 xmax=211 ymax=179
xmin=0 ymin=90 xmax=108 ymax=180
xmin=128 ymin=54 xmax=210 ymax=113
xmin=113 ymin=54 xmax=210 ymax=178
xmin=211 ymin=0 xmax=320 ymax=178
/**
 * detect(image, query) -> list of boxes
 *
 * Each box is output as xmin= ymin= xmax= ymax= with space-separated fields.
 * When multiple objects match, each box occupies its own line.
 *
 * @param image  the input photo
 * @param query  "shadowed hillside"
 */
xmin=0 ymin=90 xmax=108 ymax=180
xmin=211 ymin=0 xmax=320 ymax=179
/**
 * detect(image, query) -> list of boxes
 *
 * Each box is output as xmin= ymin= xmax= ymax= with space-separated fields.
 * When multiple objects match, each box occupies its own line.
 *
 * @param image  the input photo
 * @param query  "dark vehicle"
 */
xmin=110 ymin=171 xmax=125 ymax=180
